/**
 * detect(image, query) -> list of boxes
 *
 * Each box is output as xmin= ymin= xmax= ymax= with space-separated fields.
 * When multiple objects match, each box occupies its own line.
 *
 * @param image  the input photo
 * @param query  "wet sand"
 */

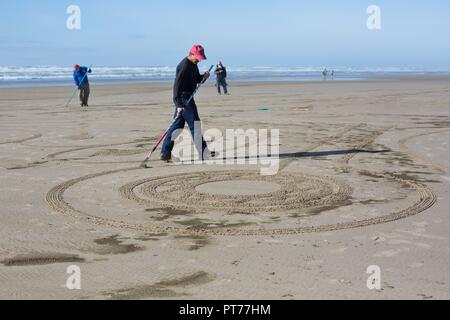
xmin=0 ymin=76 xmax=449 ymax=299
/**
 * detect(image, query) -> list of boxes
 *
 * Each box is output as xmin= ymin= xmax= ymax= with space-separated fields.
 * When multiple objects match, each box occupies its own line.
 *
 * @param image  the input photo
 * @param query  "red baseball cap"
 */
xmin=73 ymin=64 xmax=80 ymax=69
xmin=190 ymin=45 xmax=207 ymax=61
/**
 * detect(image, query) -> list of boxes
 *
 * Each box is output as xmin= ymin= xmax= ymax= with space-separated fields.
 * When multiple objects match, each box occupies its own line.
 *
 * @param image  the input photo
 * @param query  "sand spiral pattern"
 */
xmin=120 ymin=171 xmax=352 ymax=214
xmin=45 ymin=123 xmax=437 ymax=236
xmin=45 ymin=166 xmax=436 ymax=236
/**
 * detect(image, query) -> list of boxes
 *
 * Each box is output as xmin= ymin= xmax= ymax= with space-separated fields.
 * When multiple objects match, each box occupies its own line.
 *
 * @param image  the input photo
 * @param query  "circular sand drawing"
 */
xmin=46 ymin=167 xmax=436 ymax=236
xmin=45 ymin=124 xmax=437 ymax=236
xmin=120 ymin=171 xmax=352 ymax=214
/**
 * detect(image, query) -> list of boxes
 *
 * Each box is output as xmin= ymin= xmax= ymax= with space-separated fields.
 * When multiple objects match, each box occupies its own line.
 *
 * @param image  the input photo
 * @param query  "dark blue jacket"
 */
xmin=173 ymin=58 xmax=204 ymax=107
xmin=73 ymin=67 xmax=92 ymax=86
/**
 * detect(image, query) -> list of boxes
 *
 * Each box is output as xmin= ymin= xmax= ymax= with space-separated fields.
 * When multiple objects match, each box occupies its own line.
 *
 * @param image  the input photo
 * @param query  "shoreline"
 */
xmin=1 ymin=74 xmax=449 ymax=91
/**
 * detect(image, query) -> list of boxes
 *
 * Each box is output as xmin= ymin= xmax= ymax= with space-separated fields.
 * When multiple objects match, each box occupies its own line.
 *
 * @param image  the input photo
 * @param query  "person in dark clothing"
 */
xmin=215 ymin=61 xmax=228 ymax=95
xmin=322 ymin=68 xmax=328 ymax=80
xmin=160 ymin=45 xmax=212 ymax=162
xmin=73 ymin=64 xmax=92 ymax=107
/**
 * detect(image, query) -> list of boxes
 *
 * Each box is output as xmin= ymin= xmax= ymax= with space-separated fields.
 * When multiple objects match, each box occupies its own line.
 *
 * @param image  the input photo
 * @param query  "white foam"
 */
xmin=1 ymin=65 xmax=449 ymax=83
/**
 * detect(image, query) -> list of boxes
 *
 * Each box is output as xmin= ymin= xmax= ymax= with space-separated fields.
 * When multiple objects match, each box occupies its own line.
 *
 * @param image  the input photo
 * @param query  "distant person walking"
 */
xmin=73 ymin=64 xmax=92 ymax=107
xmin=215 ymin=61 xmax=228 ymax=95
xmin=331 ymin=70 xmax=335 ymax=80
xmin=322 ymin=68 xmax=328 ymax=80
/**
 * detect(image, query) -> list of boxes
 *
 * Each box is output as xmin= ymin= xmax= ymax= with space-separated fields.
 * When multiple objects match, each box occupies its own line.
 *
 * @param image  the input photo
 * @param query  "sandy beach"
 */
xmin=0 ymin=76 xmax=449 ymax=300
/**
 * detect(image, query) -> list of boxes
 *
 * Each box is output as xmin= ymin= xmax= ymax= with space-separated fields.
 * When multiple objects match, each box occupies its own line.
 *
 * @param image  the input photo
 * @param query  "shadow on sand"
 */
xmin=211 ymin=148 xmax=390 ymax=162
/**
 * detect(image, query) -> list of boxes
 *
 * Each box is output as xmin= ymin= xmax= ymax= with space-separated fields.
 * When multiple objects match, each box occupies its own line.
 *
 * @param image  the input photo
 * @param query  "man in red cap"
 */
xmin=160 ymin=45 xmax=212 ymax=161
xmin=73 ymin=64 xmax=92 ymax=107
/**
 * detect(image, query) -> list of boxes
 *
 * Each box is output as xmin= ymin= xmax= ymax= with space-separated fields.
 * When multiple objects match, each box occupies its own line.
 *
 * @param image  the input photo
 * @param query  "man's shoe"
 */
xmin=160 ymin=154 xmax=172 ymax=162
xmin=203 ymin=151 xmax=217 ymax=161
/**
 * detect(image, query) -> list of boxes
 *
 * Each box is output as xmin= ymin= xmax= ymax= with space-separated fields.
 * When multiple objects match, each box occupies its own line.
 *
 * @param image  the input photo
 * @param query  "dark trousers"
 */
xmin=161 ymin=97 xmax=208 ymax=159
xmin=79 ymin=84 xmax=90 ymax=105
xmin=217 ymin=78 xmax=228 ymax=94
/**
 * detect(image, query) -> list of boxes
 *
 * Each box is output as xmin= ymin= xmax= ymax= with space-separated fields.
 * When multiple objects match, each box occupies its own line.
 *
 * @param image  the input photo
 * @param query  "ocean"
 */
xmin=0 ymin=66 xmax=448 ymax=88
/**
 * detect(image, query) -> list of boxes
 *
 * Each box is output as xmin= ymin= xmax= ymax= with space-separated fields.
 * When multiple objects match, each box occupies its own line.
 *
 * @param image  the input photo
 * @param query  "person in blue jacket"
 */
xmin=73 ymin=64 xmax=92 ymax=107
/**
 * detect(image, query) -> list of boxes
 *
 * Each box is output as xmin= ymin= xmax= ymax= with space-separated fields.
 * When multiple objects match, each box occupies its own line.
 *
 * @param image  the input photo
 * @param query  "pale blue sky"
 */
xmin=1 ymin=0 xmax=449 ymax=69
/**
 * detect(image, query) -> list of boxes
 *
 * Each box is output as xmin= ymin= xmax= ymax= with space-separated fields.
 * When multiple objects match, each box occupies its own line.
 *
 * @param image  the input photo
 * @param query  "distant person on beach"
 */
xmin=73 ymin=64 xmax=92 ymax=107
xmin=322 ymin=69 xmax=328 ymax=80
xmin=215 ymin=61 xmax=229 ymax=95
xmin=160 ymin=45 xmax=213 ymax=162
xmin=331 ymin=70 xmax=335 ymax=80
